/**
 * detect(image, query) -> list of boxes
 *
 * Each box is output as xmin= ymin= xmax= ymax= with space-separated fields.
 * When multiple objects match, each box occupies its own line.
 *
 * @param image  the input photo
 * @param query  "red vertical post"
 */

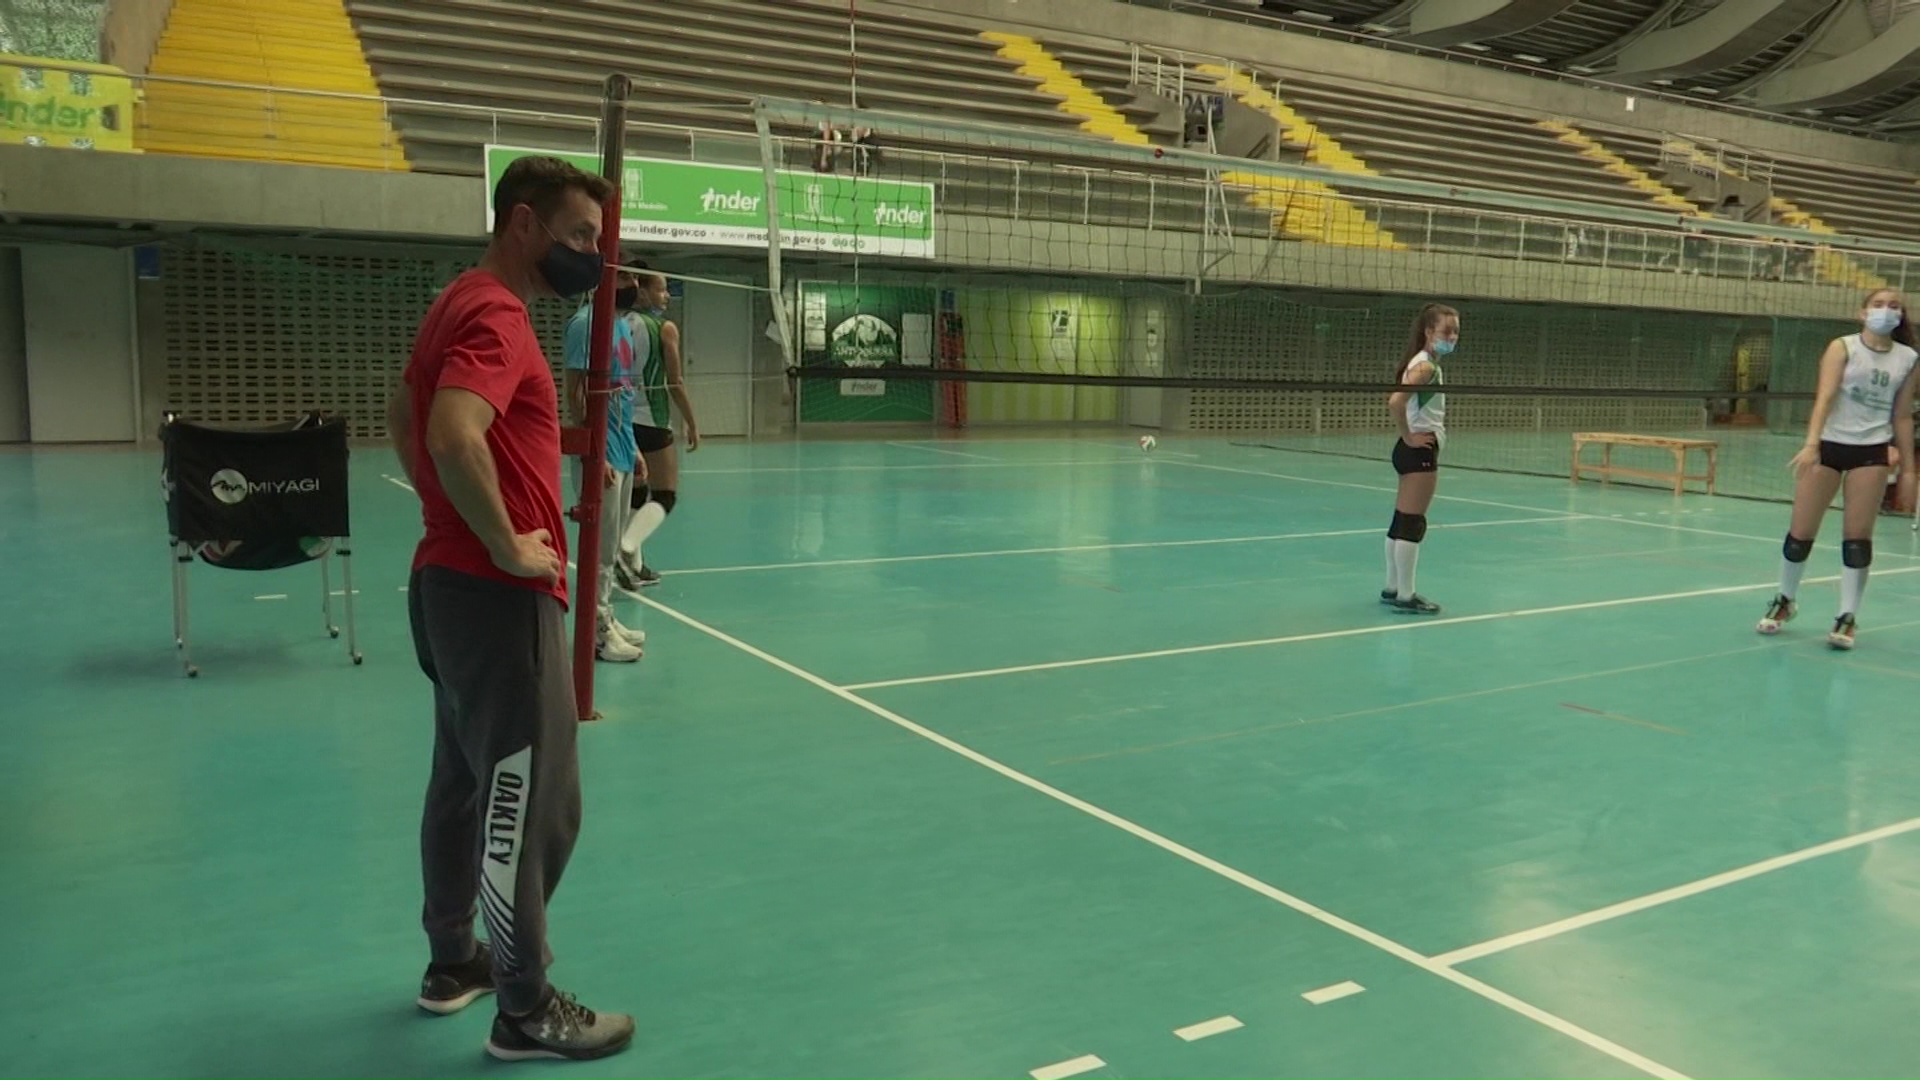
xmin=570 ymin=73 xmax=631 ymax=723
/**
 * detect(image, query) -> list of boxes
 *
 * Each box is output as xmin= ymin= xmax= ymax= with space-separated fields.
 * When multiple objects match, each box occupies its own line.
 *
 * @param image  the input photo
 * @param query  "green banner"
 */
xmin=797 ymin=282 xmax=936 ymax=422
xmin=484 ymin=144 xmax=935 ymax=258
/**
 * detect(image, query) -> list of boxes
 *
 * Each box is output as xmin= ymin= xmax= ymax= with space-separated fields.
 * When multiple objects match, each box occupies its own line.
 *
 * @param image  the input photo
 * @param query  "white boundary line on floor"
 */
xmin=1432 ymin=814 xmax=1920 ymax=968
xmin=884 ymin=440 xmax=1003 ymax=462
xmin=842 ymin=567 xmax=1920 ymax=691
xmin=667 ymin=515 xmax=1566 ymax=576
xmin=1174 ymin=459 xmax=1920 ymax=559
xmin=1172 ymin=1014 xmax=1244 ymax=1041
xmin=634 ymin=593 xmax=1689 ymax=1080
xmin=680 ymin=460 xmax=1142 ymax=475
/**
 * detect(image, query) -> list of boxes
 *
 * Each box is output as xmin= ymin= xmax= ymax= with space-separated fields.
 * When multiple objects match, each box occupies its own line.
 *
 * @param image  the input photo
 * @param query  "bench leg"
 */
xmin=1602 ymin=443 xmax=1612 ymax=487
xmin=1673 ymin=448 xmax=1684 ymax=496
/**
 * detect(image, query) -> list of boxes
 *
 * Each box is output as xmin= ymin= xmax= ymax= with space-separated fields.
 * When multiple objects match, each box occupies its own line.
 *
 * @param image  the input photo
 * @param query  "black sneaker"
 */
xmin=1756 ymin=594 xmax=1796 ymax=636
xmin=1379 ymin=588 xmax=1397 ymax=605
xmin=611 ymin=559 xmax=642 ymax=598
xmin=1390 ymin=594 xmax=1441 ymax=615
xmin=1828 ymin=613 xmax=1857 ymax=651
xmin=486 ymin=989 xmax=635 ymax=1062
xmin=417 ymin=940 xmax=493 ymax=1016
xmin=636 ymin=564 xmax=662 ymax=588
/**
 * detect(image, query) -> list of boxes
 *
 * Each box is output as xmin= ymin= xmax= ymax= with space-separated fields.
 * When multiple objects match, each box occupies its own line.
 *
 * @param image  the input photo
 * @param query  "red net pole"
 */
xmin=569 ymin=73 xmax=631 ymax=723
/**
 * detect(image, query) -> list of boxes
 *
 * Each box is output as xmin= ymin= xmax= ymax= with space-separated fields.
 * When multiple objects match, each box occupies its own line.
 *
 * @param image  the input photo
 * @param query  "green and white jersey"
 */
xmin=1404 ymin=352 xmax=1446 ymax=447
xmin=622 ymin=309 xmax=671 ymax=430
xmin=1825 ymin=333 xmax=1918 ymax=446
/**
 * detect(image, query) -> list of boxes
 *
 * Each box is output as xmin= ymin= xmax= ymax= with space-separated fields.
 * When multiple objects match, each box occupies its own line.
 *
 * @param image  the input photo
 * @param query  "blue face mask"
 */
xmin=1866 ymin=308 xmax=1903 ymax=336
xmin=536 ymin=220 xmax=604 ymax=299
xmin=1430 ymin=338 xmax=1456 ymax=357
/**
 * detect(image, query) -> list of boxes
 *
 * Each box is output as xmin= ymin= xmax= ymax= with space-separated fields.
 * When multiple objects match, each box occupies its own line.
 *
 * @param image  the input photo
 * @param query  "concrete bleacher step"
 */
xmin=144 ymin=0 xmax=407 ymax=170
xmin=354 ymin=26 xmax=1056 ymax=115
xmin=348 ymin=1 xmax=1038 ymax=96
xmin=1255 ymin=77 xmax=1683 ymax=211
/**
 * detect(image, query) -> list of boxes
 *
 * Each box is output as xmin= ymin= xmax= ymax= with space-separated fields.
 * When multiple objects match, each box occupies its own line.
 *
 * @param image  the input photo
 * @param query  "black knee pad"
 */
xmin=630 ymin=482 xmax=651 ymax=511
xmin=1783 ymin=534 xmax=1814 ymax=563
xmin=1388 ymin=511 xmax=1427 ymax=543
xmin=656 ymin=489 xmax=677 ymax=516
xmin=1843 ymin=538 xmax=1873 ymax=569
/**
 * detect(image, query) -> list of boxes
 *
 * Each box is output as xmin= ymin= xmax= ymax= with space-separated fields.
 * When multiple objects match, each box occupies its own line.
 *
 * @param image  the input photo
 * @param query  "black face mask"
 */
xmin=535 ymin=221 xmax=604 ymax=299
xmin=614 ymin=285 xmax=640 ymax=310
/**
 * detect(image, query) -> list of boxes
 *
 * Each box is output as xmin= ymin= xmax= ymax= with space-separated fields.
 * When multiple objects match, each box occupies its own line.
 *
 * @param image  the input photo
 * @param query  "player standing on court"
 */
xmin=616 ymin=268 xmax=701 ymax=587
xmin=387 ymin=155 xmax=634 ymax=1061
xmin=1382 ymin=303 xmax=1458 ymax=616
xmin=1757 ymin=288 xmax=1920 ymax=649
xmin=564 ymin=267 xmax=646 ymax=663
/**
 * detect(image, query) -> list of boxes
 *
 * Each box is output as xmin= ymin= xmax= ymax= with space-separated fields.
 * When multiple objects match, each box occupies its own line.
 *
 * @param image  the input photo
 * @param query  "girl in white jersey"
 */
xmin=1758 ymin=288 xmax=1920 ymax=649
xmin=1381 ymin=303 xmax=1458 ymax=616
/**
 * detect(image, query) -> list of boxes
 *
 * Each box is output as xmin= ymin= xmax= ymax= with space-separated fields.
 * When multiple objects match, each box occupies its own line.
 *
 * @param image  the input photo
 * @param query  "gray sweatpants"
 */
xmin=409 ymin=565 xmax=582 ymax=1015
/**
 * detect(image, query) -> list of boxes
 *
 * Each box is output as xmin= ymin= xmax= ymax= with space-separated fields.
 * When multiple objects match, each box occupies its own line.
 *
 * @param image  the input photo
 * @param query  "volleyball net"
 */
xmin=735 ymin=96 xmax=1920 ymax=503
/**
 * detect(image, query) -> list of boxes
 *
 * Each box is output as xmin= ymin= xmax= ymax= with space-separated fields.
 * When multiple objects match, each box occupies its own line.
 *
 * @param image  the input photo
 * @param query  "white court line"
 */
xmin=1432 ymin=815 xmax=1920 ymax=968
xmin=253 ymin=593 xmax=287 ymax=601
xmin=667 ymin=516 xmax=1564 ymax=576
xmin=382 ymin=473 xmax=415 ymax=492
xmin=1046 ymin=636 xmax=1807 ymax=768
xmin=634 ymin=593 xmax=1688 ymax=1080
xmin=843 ymin=567 xmax=1920 ymax=691
xmin=1302 ymin=981 xmax=1366 ymax=1005
xmin=1174 ymin=460 xmax=1574 ymax=518
xmin=885 ymin=440 xmax=1002 ymax=462
xmin=680 ymin=460 xmax=1140 ymax=475
xmin=1030 ymin=1054 xmax=1105 ymax=1080
xmin=1173 ymin=1015 xmax=1243 ymax=1041
xmin=1176 ymin=459 xmax=1920 ymax=559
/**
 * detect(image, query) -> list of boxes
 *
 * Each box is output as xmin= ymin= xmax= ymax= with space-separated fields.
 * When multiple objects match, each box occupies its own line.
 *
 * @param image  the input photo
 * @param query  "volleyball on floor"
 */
xmin=1139 ymin=435 xmax=1157 ymax=451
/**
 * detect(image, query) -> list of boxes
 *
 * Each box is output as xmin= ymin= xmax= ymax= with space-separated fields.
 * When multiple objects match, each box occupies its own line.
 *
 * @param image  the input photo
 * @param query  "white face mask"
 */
xmin=1866 ymin=307 xmax=1903 ymax=335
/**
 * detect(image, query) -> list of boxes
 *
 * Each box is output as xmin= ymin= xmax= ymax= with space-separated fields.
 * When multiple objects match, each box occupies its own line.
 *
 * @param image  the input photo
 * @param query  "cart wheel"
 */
xmin=186 ymin=665 xmax=199 ymax=679
xmin=352 ymin=653 xmax=364 ymax=666
xmin=329 ymin=627 xmax=340 ymax=639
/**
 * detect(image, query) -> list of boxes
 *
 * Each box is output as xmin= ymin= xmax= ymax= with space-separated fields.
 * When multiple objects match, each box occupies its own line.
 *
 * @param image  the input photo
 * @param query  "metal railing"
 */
xmin=763 ymin=126 xmax=1907 ymax=295
xmin=4 ymin=56 xmax=763 ymax=172
xmin=11 ymin=56 xmax=1916 ymax=295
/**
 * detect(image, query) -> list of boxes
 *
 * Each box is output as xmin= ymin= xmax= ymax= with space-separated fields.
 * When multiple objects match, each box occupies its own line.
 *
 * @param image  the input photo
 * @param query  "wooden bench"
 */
xmin=1571 ymin=432 xmax=1718 ymax=495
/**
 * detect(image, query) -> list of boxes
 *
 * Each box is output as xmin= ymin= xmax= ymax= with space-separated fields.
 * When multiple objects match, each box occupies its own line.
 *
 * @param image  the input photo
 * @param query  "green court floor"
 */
xmin=6 ymin=433 xmax=1920 ymax=1079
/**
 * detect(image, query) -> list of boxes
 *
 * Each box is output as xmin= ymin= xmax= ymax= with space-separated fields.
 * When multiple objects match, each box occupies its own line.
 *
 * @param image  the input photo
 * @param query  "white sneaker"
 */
xmin=609 ymin=618 xmax=646 ymax=650
xmin=595 ymin=628 xmax=643 ymax=663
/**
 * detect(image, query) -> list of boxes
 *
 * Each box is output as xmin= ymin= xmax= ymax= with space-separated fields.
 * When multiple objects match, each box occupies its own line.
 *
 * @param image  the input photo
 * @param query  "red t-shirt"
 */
xmin=405 ymin=269 xmax=569 ymax=608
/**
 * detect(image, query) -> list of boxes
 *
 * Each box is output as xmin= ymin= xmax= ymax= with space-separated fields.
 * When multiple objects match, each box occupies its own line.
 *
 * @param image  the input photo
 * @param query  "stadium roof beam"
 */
xmin=1716 ymin=0 xmax=1855 ymax=97
xmin=1561 ymin=0 xmax=1692 ymax=70
xmin=1396 ymin=0 xmax=1582 ymax=48
xmin=1752 ymin=9 xmax=1920 ymax=108
xmin=1858 ymin=89 xmax=1920 ymax=127
xmin=1610 ymin=0 xmax=1838 ymax=82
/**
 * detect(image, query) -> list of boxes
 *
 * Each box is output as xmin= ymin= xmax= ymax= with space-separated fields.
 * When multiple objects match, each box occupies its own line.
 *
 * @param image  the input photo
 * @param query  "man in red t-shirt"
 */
xmin=385 ymin=155 xmax=634 ymax=1063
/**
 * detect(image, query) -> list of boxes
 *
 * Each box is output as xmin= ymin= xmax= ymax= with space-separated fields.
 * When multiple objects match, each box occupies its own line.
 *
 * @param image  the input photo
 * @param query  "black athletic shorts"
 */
xmin=632 ymin=424 xmax=675 ymax=454
xmin=1819 ymin=440 xmax=1890 ymax=473
xmin=1391 ymin=437 xmax=1439 ymax=475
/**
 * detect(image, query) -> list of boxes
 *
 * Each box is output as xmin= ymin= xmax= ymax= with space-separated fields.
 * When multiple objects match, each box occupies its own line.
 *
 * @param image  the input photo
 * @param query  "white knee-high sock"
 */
xmin=620 ymin=501 xmax=667 ymax=560
xmin=1384 ymin=536 xmax=1398 ymax=592
xmin=1393 ymin=540 xmax=1420 ymax=600
xmin=1840 ymin=565 xmax=1867 ymax=616
xmin=1780 ymin=558 xmax=1809 ymax=601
